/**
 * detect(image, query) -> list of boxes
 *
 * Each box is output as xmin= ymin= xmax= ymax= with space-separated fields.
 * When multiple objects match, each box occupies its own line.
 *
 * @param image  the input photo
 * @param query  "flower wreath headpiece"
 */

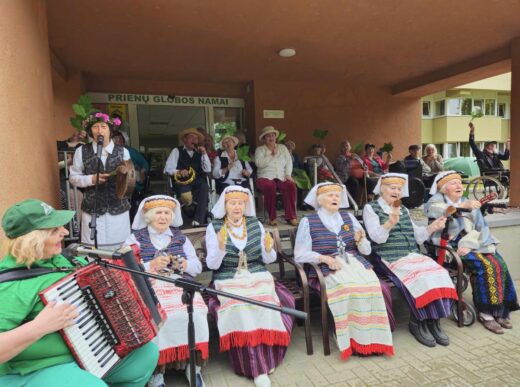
xmin=81 ymin=112 xmax=121 ymax=130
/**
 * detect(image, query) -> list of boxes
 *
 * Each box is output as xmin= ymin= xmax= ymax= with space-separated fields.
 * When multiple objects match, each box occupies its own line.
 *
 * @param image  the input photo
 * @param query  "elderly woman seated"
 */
xmin=205 ymin=186 xmax=294 ymax=387
xmin=294 ymin=183 xmax=394 ymax=359
xmin=213 ymin=134 xmax=253 ymax=194
xmin=254 ymin=126 xmax=297 ymax=226
xmin=425 ymin=171 xmax=519 ymax=334
xmin=363 ymin=173 xmax=458 ymax=347
xmin=125 ymin=195 xmax=209 ymax=387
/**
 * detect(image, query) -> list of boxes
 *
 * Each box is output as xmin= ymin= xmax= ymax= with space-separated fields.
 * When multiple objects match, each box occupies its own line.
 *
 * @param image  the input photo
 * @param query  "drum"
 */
xmin=115 ymin=160 xmax=136 ymax=199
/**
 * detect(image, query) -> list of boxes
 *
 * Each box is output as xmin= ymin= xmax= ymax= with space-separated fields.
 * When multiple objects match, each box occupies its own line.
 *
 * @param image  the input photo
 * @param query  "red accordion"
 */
xmin=40 ymin=255 xmax=166 ymax=378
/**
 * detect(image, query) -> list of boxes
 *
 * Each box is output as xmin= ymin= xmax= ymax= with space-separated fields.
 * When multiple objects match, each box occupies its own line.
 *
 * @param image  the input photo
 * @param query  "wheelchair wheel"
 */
xmin=451 ymin=273 xmax=469 ymax=293
xmin=467 ymin=176 xmax=505 ymax=201
xmin=451 ymin=301 xmax=476 ymax=327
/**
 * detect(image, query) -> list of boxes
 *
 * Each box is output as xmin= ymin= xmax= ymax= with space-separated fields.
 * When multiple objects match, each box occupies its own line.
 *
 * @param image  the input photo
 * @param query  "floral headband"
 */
xmin=82 ymin=112 xmax=121 ymax=130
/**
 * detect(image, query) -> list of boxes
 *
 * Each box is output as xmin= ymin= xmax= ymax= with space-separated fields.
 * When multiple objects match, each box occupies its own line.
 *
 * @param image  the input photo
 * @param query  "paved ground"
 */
xmin=165 ymin=280 xmax=520 ymax=387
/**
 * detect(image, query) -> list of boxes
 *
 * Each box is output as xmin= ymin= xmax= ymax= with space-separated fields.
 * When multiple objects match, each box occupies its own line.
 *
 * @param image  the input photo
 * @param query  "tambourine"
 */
xmin=172 ymin=166 xmax=196 ymax=186
xmin=115 ymin=160 xmax=136 ymax=199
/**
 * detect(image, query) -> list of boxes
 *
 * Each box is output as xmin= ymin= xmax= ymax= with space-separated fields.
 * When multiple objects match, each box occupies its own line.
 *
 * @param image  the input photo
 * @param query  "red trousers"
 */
xmin=256 ymin=178 xmax=297 ymax=221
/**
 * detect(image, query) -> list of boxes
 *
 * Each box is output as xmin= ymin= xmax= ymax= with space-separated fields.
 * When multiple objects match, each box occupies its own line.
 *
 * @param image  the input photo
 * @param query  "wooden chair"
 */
xmin=270 ymin=227 xmax=313 ymax=355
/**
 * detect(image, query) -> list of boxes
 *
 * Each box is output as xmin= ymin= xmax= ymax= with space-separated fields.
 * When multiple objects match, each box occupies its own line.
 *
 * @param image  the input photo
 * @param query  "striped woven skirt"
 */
xmin=208 ymin=273 xmax=295 ymax=378
xmin=321 ymin=258 xmax=393 ymax=360
xmin=462 ymin=251 xmax=519 ymax=318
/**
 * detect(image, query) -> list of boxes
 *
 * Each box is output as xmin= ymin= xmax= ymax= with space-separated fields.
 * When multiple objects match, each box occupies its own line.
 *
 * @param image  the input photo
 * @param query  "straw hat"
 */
xmin=258 ymin=126 xmax=279 ymax=141
xmin=220 ymin=135 xmax=239 ymax=148
xmin=180 ymin=127 xmax=204 ymax=142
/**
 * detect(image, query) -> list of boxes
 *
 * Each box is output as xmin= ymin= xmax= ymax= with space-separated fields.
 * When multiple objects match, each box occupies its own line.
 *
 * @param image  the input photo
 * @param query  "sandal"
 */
xmin=478 ymin=315 xmax=504 ymax=334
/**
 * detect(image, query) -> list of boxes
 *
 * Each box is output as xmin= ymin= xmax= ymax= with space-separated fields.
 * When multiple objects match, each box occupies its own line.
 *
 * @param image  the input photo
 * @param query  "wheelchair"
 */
xmin=465 ymin=158 xmax=508 ymax=201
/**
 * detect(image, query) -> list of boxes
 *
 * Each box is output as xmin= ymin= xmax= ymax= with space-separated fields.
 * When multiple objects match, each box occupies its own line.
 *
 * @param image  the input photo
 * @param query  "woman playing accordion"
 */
xmin=125 ymin=195 xmax=209 ymax=387
xmin=425 ymin=171 xmax=519 ymax=334
xmin=0 ymin=199 xmax=158 ymax=387
xmin=295 ymin=183 xmax=394 ymax=359
xmin=205 ymin=186 xmax=294 ymax=387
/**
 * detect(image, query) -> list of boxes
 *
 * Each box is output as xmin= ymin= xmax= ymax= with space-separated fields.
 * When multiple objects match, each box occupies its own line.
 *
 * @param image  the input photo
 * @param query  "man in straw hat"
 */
xmin=213 ymin=135 xmax=253 ymax=194
xmin=363 ymin=173 xmax=457 ymax=348
xmin=254 ymin=126 xmax=298 ymax=226
xmin=164 ymin=128 xmax=211 ymax=226
xmin=425 ymin=171 xmax=518 ymax=334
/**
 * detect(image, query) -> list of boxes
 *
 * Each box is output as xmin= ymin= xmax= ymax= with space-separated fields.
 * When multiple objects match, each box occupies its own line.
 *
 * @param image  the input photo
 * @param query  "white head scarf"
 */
xmin=374 ymin=173 xmax=409 ymax=197
xmin=429 ymin=170 xmax=462 ymax=195
xmin=304 ymin=182 xmax=349 ymax=210
xmin=132 ymin=195 xmax=183 ymax=230
xmin=211 ymin=185 xmax=256 ymax=219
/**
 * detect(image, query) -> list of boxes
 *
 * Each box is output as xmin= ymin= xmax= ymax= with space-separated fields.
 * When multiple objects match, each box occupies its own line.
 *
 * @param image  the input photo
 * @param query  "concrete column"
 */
xmin=510 ymin=38 xmax=520 ymax=206
xmin=0 ymin=0 xmax=58 ymax=232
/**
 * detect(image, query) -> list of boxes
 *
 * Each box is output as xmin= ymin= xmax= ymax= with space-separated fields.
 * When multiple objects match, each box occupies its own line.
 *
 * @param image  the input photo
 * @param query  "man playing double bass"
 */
xmin=164 ymin=127 xmax=211 ymax=226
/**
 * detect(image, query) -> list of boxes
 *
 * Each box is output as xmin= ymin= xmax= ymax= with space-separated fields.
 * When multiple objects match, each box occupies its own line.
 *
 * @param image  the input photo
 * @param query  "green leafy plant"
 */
xmin=236 ymin=145 xmax=251 ymax=161
xmin=313 ymin=128 xmax=329 ymax=140
xmin=379 ymin=142 xmax=394 ymax=153
xmin=470 ymin=107 xmax=483 ymax=122
xmin=70 ymin=94 xmax=98 ymax=131
xmin=353 ymin=142 xmax=364 ymax=153
xmin=276 ymin=132 xmax=287 ymax=143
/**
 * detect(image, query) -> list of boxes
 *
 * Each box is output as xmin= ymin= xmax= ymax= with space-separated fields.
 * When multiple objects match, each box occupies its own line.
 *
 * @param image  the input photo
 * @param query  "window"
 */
xmin=460 ymin=142 xmax=471 ymax=157
xmin=473 ymin=99 xmax=483 ymax=111
xmin=435 ymin=100 xmax=445 ymax=116
xmin=446 ymin=143 xmax=458 ymax=158
xmin=498 ymin=103 xmax=506 ymax=118
xmin=461 ymin=98 xmax=472 ymax=115
xmin=447 ymin=99 xmax=461 ymax=115
xmin=422 ymin=101 xmax=431 ymax=117
xmin=213 ymin=107 xmax=243 ymax=149
xmin=485 ymin=99 xmax=496 ymax=116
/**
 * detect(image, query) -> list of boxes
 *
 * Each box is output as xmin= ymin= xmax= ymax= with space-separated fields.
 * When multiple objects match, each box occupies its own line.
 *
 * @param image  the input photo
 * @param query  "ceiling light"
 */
xmin=278 ymin=48 xmax=296 ymax=58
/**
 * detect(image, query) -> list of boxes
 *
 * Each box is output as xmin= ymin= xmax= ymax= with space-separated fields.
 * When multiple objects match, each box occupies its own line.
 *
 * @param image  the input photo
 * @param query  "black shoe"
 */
xmin=426 ymin=319 xmax=450 ymax=346
xmin=409 ymin=317 xmax=436 ymax=347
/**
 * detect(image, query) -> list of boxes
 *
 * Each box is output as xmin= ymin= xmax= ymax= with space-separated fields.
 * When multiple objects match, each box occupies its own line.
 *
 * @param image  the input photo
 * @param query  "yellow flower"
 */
xmin=343 ymin=224 xmax=350 ymax=232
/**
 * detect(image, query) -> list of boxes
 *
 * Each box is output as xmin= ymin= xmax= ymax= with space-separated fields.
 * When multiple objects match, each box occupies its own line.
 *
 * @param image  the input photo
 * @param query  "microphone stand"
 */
xmin=89 ymin=136 xmax=104 ymax=248
xmin=86 ymin=253 xmax=307 ymax=387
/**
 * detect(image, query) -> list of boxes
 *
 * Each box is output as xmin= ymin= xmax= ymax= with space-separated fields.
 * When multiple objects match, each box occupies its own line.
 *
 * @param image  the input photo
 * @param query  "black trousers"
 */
xmin=175 ymin=176 xmax=208 ymax=224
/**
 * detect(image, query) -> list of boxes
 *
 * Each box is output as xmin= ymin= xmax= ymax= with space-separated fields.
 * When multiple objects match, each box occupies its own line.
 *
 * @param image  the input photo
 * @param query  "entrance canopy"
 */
xmin=47 ymin=0 xmax=519 ymax=93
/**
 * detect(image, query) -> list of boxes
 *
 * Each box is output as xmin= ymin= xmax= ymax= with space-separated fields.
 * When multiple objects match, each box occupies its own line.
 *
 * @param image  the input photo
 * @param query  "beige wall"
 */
xmin=52 ymin=71 xmax=84 ymax=141
xmin=0 ymin=0 xmax=58 ymax=238
xmin=251 ymin=80 xmax=421 ymax=160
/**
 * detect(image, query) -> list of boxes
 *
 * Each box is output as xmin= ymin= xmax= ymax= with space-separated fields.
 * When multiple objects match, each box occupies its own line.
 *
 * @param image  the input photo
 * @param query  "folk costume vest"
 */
xmin=81 ymin=144 xmax=130 ymax=215
xmin=215 ymin=152 xmax=247 ymax=193
xmin=211 ymin=217 xmax=265 ymax=280
xmin=369 ymin=200 xmax=419 ymax=262
xmin=177 ymin=146 xmax=204 ymax=176
xmin=133 ymin=227 xmax=187 ymax=263
xmin=307 ymin=211 xmax=371 ymax=277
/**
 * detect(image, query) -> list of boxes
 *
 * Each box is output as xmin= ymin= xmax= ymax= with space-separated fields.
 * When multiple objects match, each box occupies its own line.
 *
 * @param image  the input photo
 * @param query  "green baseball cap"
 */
xmin=2 ymin=199 xmax=75 ymax=239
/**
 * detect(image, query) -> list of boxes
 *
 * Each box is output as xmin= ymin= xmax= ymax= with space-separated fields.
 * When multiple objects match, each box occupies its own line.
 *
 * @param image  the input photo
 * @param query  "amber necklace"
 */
xmin=225 ymin=216 xmax=247 ymax=240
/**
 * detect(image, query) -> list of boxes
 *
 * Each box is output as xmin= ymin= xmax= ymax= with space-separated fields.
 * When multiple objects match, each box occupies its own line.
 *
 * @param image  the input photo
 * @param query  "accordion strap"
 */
xmin=0 ymin=267 xmax=59 ymax=283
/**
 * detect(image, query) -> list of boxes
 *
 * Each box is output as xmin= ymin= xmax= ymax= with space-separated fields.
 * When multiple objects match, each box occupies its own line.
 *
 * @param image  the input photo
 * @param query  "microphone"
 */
xmin=96 ymin=135 xmax=104 ymax=158
xmin=63 ymin=243 xmax=122 ymax=259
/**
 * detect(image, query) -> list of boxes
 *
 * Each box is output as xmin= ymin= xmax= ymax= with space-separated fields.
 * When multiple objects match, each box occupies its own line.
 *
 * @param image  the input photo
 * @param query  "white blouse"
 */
xmin=362 ymin=198 xmax=430 ymax=245
xmin=69 ymin=141 xmax=131 ymax=188
xmin=294 ymin=209 xmax=371 ymax=264
xmin=254 ymin=144 xmax=293 ymax=180
xmin=125 ymin=226 xmax=202 ymax=277
xmin=212 ymin=151 xmax=253 ymax=185
xmin=205 ymin=221 xmax=276 ymax=270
